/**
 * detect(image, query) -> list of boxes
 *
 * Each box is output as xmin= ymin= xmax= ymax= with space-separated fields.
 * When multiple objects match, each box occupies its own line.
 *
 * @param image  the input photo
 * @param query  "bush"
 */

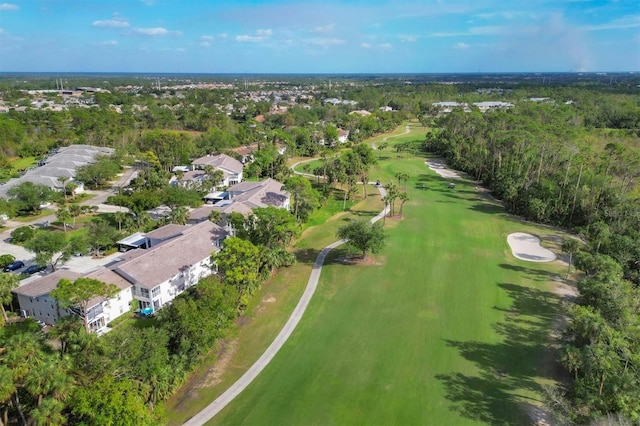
xmin=11 ymin=226 xmax=35 ymax=243
xmin=0 ymin=254 xmax=15 ymax=269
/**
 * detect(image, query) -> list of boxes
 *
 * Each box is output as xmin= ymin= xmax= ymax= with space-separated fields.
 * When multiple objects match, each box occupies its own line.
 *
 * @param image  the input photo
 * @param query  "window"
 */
xmin=151 ymin=286 xmax=161 ymax=298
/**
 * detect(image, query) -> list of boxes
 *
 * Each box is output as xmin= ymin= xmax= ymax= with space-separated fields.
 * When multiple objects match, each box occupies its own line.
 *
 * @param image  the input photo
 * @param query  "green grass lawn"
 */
xmin=208 ymin=153 xmax=564 ymax=425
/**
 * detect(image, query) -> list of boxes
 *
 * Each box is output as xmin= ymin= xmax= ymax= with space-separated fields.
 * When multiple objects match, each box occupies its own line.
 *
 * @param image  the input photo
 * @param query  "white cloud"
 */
xmin=236 ymin=34 xmax=267 ymax=42
xmin=201 ymin=35 xmax=214 ymax=41
xmin=361 ymin=42 xmax=371 ymax=48
xmin=428 ymin=25 xmax=504 ymax=37
xmin=399 ymin=35 xmax=419 ymax=43
xmin=236 ymin=29 xmax=272 ymax=43
xmin=312 ymin=24 xmax=335 ymax=34
xmin=584 ymin=15 xmax=640 ymax=31
xmin=133 ymin=27 xmax=182 ymax=36
xmin=308 ymin=38 xmax=345 ymax=47
xmin=454 ymin=42 xmax=470 ymax=49
xmin=219 ymin=33 xmax=228 ymax=39
xmin=96 ymin=40 xmax=119 ymax=46
xmin=0 ymin=3 xmax=18 ymax=11
xmin=378 ymin=43 xmax=392 ymax=49
xmin=93 ymin=18 xmax=130 ymax=28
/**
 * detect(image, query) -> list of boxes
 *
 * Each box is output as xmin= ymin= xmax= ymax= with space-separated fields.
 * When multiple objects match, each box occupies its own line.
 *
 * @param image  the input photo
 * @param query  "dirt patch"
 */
xmin=335 ymin=256 xmax=382 ymax=266
xmin=198 ymin=339 xmax=239 ymax=389
xmin=170 ymin=338 xmax=239 ymax=412
xmin=263 ymin=295 xmax=276 ymax=303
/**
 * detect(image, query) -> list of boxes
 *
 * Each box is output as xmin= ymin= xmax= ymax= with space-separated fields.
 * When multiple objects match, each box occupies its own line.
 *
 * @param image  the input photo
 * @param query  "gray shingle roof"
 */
xmin=12 ymin=270 xmax=82 ymax=297
xmin=113 ymin=221 xmax=226 ymax=289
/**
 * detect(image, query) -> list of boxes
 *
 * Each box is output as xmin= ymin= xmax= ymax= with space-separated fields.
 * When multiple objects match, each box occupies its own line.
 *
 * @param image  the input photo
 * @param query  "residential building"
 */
xmin=190 ymin=153 xmax=244 ymax=186
xmin=198 ymin=178 xmax=290 ymax=229
xmin=13 ymin=220 xmax=228 ymax=332
xmin=12 ymin=268 xmax=133 ymax=333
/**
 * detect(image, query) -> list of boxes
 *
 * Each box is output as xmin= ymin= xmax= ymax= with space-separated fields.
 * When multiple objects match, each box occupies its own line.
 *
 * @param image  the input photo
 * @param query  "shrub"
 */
xmin=11 ymin=226 xmax=35 ymax=243
xmin=0 ymin=254 xmax=16 ymax=269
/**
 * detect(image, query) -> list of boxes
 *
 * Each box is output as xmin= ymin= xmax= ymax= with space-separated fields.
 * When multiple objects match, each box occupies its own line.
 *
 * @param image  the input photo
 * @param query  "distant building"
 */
xmin=472 ymin=101 xmax=514 ymax=112
xmin=0 ymin=144 xmax=114 ymax=199
xmin=432 ymin=101 xmax=470 ymax=113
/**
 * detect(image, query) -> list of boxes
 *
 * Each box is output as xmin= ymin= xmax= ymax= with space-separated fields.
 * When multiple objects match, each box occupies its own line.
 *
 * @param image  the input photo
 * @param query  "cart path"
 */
xmin=183 ymin=185 xmax=389 ymax=426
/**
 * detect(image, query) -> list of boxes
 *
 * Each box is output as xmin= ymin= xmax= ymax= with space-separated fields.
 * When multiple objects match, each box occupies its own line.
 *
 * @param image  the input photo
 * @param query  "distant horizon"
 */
xmin=1 ymin=71 xmax=638 ymax=76
xmin=0 ymin=1 xmax=638 ymax=74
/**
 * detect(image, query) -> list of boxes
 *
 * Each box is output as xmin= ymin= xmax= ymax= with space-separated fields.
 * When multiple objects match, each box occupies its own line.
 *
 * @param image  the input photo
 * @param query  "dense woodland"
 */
xmin=0 ymin=74 xmax=639 ymax=424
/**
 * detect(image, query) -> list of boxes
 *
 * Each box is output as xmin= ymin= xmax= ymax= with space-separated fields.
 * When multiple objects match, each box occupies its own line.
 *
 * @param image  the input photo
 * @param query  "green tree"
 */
xmin=284 ymin=176 xmax=320 ymax=221
xmin=208 ymin=209 xmax=222 ymax=225
xmin=214 ymin=237 xmax=261 ymax=305
xmin=0 ymin=273 xmax=20 ymax=326
xmin=7 ymin=182 xmax=53 ymax=215
xmin=87 ymin=219 xmax=119 ymax=257
xmin=51 ymin=277 xmax=119 ymax=333
xmin=337 ymin=220 xmax=386 ymax=259
xmin=55 ymin=207 xmax=71 ymax=232
xmin=24 ymin=231 xmax=75 ymax=271
xmin=158 ymin=276 xmax=237 ymax=361
xmin=395 ymin=172 xmax=410 ymax=191
xmin=113 ymin=211 xmax=127 ymax=232
xmin=162 ymin=185 xmax=202 ymax=214
xmin=561 ymin=237 xmax=581 ymax=277
xmin=10 ymin=226 xmax=35 ymax=243
xmin=377 ymin=142 xmax=388 ymax=159
xmin=245 ymin=207 xmax=299 ymax=249
xmin=398 ymin=191 xmax=409 ymax=217
xmin=68 ymin=204 xmax=83 ymax=226
xmin=0 ymin=254 xmax=15 ymax=270
xmin=68 ymin=375 xmax=154 ymax=426
xmin=75 ymin=155 xmax=121 ymax=189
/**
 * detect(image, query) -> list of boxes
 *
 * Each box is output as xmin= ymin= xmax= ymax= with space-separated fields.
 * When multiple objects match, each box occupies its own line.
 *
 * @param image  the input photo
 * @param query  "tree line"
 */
xmin=426 ymin=99 xmax=640 ymax=423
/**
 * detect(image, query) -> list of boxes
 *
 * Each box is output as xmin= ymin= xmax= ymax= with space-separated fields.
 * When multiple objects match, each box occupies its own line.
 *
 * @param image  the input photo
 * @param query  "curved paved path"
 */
xmin=183 ymin=185 xmax=389 ymax=425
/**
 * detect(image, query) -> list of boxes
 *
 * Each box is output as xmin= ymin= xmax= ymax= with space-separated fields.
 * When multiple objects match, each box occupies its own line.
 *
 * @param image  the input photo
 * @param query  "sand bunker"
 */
xmin=425 ymin=160 xmax=463 ymax=178
xmin=507 ymin=233 xmax=557 ymax=262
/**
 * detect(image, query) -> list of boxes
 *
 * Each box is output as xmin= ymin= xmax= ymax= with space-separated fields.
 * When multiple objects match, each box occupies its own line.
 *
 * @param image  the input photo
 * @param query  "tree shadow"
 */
xmin=295 ymin=247 xmax=321 ymax=265
xmin=436 ymin=283 xmax=561 ymax=424
xmin=469 ymin=201 xmax=506 ymax=215
xmin=499 ymin=264 xmax=560 ymax=282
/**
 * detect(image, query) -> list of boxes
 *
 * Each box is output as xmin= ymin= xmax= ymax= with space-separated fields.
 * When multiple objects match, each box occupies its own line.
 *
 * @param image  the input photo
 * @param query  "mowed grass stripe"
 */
xmin=209 ymin=156 xmax=558 ymax=425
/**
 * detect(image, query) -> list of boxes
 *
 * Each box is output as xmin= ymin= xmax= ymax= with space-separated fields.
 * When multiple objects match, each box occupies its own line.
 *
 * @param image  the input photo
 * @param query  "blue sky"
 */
xmin=0 ymin=0 xmax=638 ymax=73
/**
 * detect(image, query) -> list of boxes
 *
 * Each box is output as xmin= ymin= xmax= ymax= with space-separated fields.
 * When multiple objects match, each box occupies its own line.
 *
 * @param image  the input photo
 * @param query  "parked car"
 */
xmin=22 ymin=264 xmax=46 ymax=275
xmin=4 ymin=260 xmax=25 ymax=272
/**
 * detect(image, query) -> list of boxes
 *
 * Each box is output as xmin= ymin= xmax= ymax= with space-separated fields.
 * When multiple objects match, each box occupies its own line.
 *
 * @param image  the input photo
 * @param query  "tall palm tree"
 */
xmin=55 ymin=207 xmax=71 ymax=232
xmin=58 ymin=176 xmax=69 ymax=204
xmin=0 ymin=273 xmax=19 ymax=324
xmin=69 ymin=204 xmax=83 ymax=227
xmin=25 ymin=355 xmax=72 ymax=408
xmin=398 ymin=192 xmax=409 ymax=217
xmin=0 ymin=365 xmax=16 ymax=426
xmin=114 ymin=211 xmax=127 ymax=232
xmin=169 ymin=206 xmax=189 ymax=225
